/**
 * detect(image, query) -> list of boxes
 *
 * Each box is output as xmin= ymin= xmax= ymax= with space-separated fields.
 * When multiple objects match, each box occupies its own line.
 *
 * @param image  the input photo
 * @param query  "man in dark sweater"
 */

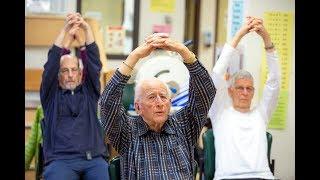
xmin=40 ymin=12 xmax=109 ymax=180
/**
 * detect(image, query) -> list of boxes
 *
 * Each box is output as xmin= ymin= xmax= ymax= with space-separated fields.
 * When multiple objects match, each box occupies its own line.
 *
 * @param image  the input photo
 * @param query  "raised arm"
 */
xmin=72 ymin=14 xmax=102 ymax=96
xmin=253 ymin=18 xmax=281 ymax=121
xmin=151 ymin=35 xmax=216 ymax=145
xmin=209 ymin=17 xmax=259 ymax=124
xmin=98 ymin=34 xmax=163 ymax=153
xmin=40 ymin=17 xmax=74 ymax=107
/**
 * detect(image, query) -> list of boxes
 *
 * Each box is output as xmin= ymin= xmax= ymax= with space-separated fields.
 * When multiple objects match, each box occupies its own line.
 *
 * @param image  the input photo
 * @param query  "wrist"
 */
xmin=183 ymin=51 xmax=197 ymax=64
xmin=264 ymin=42 xmax=274 ymax=50
xmin=79 ymin=44 xmax=86 ymax=50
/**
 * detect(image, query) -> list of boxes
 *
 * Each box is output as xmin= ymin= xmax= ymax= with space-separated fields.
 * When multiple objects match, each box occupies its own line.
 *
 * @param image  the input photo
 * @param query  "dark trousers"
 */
xmin=43 ymin=156 xmax=110 ymax=180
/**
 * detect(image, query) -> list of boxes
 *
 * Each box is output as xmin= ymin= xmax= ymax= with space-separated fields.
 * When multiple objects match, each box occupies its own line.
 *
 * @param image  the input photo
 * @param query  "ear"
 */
xmin=228 ymin=87 xmax=233 ymax=97
xmin=134 ymin=102 xmax=141 ymax=115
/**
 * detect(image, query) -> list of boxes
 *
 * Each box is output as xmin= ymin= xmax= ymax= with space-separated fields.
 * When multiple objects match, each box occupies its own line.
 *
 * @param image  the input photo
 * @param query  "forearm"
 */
xmin=99 ymin=70 xmax=131 ymax=151
xmin=119 ymin=53 xmax=139 ymax=76
xmin=54 ymin=29 xmax=66 ymax=48
xmin=261 ymin=50 xmax=281 ymax=119
xmin=266 ymin=48 xmax=280 ymax=83
xmin=84 ymin=25 xmax=95 ymax=45
xmin=178 ymin=46 xmax=197 ymax=64
xmin=82 ymin=43 xmax=102 ymax=94
xmin=230 ymin=31 xmax=245 ymax=48
xmin=40 ymin=45 xmax=63 ymax=104
xmin=212 ymin=43 xmax=238 ymax=77
xmin=181 ymin=60 xmax=216 ymax=144
xmin=187 ymin=61 xmax=216 ymax=118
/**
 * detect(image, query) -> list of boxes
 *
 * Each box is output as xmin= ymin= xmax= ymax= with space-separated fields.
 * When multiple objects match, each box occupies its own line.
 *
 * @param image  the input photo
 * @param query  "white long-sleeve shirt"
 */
xmin=208 ymin=43 xmax=280 ymax=180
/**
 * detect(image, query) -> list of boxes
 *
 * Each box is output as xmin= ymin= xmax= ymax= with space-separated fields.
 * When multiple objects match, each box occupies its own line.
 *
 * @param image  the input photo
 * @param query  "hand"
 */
xmin=71 ymin=13 xmax=90 ymax=31
xmin=130 ymin=42 xmax=156 ymax=60
xmin=230 ymin=16 xmax=262 ymax=48
xmin=63 ymin=25 xmax=78 ymax=49
xmin=64 ymin=13 xmax=80 ymax=32
xmin=234 ymin=16 xmax=257 ymax=38
xmin=71 ymin=26 xmax=85 ymax=47
xmin=250 ymin=18 xmax=271 ymax=43
xmin=147 ymin=35 xmax=192 ymax=60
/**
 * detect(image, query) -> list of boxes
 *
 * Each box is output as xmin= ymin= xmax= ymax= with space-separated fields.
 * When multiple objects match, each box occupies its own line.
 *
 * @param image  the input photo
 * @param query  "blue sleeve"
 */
xmin=81 ymin=42 xmax=102 ymax=97
xmin=40 ymin=45 xmax=63 ymax=109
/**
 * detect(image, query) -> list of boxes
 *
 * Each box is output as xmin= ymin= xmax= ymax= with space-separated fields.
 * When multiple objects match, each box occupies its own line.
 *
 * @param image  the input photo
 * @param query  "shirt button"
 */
xmin=72 ymin=113 xmax=78 ymax=117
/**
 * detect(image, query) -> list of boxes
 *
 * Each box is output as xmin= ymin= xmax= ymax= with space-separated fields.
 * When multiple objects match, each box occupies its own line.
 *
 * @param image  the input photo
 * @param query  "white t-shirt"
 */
xmin=209 ymin=43 xmax=280 ymax=180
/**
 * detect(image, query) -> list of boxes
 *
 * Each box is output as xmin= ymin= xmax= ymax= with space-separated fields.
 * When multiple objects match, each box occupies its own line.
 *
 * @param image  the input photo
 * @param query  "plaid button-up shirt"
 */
xmin=99 ymin=60 xmax=216 ymax=179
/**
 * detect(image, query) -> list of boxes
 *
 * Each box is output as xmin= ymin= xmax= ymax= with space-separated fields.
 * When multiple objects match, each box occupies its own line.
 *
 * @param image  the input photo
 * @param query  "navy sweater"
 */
xmin=40 ymin=42 xmax=107 ymax=165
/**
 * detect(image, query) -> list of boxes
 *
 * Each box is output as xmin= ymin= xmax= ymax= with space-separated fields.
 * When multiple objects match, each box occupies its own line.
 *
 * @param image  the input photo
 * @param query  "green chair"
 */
xmin=109 ymin=156 xmax=121 ymax=180
xmin=122 ymin=83 xmax=135 ymax=111
xmin=202 ymin=129 xmax=275 ymax=180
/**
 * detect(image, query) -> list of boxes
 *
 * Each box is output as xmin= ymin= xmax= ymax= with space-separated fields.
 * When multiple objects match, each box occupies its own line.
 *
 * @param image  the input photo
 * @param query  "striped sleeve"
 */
xmin=98 ymin=70 xmax=132 ymax=154
xmin=175 ymin=60 xmax=216 ymax=146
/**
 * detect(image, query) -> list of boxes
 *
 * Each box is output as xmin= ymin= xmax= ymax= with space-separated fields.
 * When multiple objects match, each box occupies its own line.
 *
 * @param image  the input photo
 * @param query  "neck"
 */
xmin=146 ymin=121 xmax=164 ymax=132
xmin=233 ymin=106 xmax=250 ymax=113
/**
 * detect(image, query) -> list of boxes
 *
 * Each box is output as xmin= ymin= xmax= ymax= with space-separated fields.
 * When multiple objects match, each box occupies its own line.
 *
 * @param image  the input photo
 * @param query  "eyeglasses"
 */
xmin=145 ymin=94 xmax=169 ymax=103
xmin=234 ymin=86 xmax=255 ymax=93
xmin=59 ymin=67 xmax=79 ymax=75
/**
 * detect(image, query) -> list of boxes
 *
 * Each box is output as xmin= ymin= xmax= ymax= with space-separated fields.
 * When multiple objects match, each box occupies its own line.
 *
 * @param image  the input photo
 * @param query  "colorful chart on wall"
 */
xmin=259 ymin=11 xmax=293 ymax=129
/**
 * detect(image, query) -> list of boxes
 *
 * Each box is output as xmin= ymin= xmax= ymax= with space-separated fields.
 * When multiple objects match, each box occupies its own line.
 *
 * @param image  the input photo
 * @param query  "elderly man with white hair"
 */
xmin=208 ymin=16 xmax=280 ymax=180
xmin=99 ymin=33 xmax=216 ymax=179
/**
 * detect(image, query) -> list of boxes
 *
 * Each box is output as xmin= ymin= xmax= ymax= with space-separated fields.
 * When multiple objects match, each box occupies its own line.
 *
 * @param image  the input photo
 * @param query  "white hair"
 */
xmin=228 ymin=69 xmax=254 ymax=87
xmin=134 ymin=77 xmax=171 ymax=102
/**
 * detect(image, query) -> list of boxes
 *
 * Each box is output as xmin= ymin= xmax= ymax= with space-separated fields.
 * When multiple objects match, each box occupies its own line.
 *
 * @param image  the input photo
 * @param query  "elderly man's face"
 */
xmin=135 ymin=80 xmax=171 ymax=130
xmin=228 ymin=78 xmax=254 ymax=111
xmin=58 ymin=55 xmax=82 ymax=90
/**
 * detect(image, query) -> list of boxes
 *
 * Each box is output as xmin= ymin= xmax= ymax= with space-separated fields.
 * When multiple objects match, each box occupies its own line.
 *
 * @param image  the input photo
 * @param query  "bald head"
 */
xmin=134 ymin=77 xmax=171 ymax=102
xmin=60 ymin=54 xmax=79 ymax=68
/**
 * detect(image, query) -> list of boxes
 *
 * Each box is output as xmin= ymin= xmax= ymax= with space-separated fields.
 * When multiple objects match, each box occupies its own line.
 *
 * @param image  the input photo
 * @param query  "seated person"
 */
xmin=99 ymin=33 xmax=216 ymax=179
xmin=208 ymin=16 xmax=280 ymax=180
xmin=40 ymin=13 xmax=109 ymax=180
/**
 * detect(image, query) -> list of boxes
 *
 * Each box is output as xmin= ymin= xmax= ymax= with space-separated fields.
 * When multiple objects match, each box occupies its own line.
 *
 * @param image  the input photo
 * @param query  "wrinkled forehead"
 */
xmin=60 ymin=55 xmax=79 ymax=68
xmin=142 ymin=80 xmax=169 ymax=95
xmin=234 ymin=78 xmax=254 ymax=86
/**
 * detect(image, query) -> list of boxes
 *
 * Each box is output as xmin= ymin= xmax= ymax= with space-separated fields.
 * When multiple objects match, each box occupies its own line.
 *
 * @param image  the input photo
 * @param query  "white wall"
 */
xmin=197 ymin=0 xmax=217 ymax=71
xmin=138 ymin=0 xmax=185 ymax=45
xmin=239 ymin=0 xmax=295 ymax=179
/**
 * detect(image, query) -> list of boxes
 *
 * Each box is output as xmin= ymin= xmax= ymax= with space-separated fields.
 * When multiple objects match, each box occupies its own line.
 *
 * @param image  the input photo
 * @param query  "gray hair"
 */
xmin=134 ymin=77 xmax=171 ymax=102
xmin=228 ymin=69 xmax=254 ymax=87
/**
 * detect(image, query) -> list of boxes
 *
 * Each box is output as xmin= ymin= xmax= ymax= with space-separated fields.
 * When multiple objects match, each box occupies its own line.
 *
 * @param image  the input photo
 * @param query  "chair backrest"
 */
xmin=109 ymin=156 xmax=121 ymax=180
xmin=266 ymin=131 xmax=273 ymax=170
xmin=202 ymin=129 xmax=273 ymax=180
xmin=122 ymin=83 xmax=135 ymax=111
xmin=202 ymin=129 xmax=215 ymax=180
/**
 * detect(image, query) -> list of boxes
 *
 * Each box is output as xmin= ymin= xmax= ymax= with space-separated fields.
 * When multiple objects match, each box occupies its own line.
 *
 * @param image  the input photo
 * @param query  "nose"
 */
xmin=154 ymin=95 xmax=167 ymax=106
xmin=68 ymin=70 xmax=73 ymax=77
xmin=155 ymin=95 xmax=163 ymax=102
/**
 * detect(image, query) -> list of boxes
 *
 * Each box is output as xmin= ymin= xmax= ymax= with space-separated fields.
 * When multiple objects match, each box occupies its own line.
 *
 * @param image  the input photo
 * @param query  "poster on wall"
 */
xmin=152 ymin=24 xmax=172 ymax=34
xmin=227 ymin=0 xmax=247 ymax=42
xmin=259 ymin=11 xmax=293 ymax=129
xmin=105 ymin=26 xmax=125 ymax=54
xmin=150 ymin=0 xmax=176 ymax=13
